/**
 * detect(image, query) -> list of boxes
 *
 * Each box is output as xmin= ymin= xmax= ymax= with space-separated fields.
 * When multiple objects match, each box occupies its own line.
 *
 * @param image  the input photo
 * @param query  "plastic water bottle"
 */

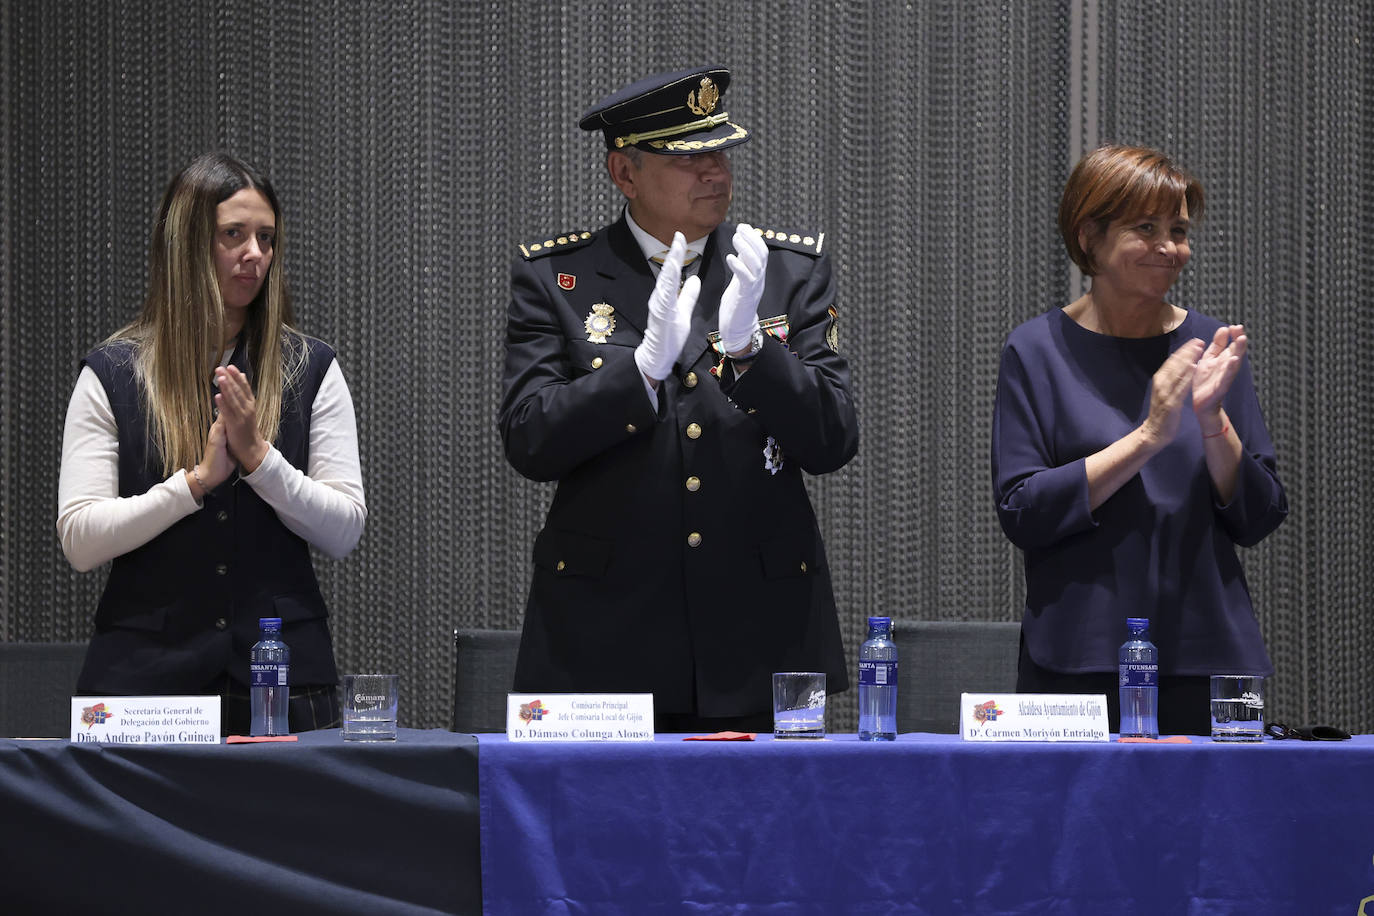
xmin=250 ymin=617 xmax=290 ymax=736
xmin=858 ymin=616 xmax=898 ymax=741
xmin=1118 ymin=617 xmax=1158 ymax=738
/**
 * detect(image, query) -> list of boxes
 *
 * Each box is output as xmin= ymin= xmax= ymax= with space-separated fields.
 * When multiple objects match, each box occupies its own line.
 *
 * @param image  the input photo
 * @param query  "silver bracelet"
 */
xmin=191 ymin=465 xmax=208 ymax=494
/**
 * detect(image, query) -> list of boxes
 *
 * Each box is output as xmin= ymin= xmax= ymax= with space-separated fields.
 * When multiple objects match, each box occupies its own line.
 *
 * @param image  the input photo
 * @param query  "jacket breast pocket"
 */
xmin=567 ymin=339 xmax=635 ymax=379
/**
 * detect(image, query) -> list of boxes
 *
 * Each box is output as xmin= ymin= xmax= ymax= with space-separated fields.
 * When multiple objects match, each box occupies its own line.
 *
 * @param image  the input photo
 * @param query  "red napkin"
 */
xmin=1117 ymin=735 xmax=1192 ymax=743
xmin=682 ymin=731 xmax=756 ymax=741
xmin=225 ymin=735 xmax=299 ymax=744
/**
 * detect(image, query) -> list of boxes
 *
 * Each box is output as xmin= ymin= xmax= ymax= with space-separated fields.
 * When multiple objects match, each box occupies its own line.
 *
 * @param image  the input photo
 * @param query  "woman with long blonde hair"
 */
xmin=58 ymin=152 xmax=366 ymax=735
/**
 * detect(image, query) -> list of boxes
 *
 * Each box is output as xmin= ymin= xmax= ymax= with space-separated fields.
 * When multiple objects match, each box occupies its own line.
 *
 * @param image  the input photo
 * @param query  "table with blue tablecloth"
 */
xmin=477 ymin=733 xmax=1374 ymax=914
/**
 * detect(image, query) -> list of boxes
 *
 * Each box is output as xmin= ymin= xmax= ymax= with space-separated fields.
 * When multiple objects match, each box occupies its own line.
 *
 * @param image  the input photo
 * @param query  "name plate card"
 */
xmin=70 ymin=696 xmax=221 ymax=745
xmin=506 ymin=693 xmax=654 ymax=742
xmin=960 ymin=692 xmax=1109 ymax=742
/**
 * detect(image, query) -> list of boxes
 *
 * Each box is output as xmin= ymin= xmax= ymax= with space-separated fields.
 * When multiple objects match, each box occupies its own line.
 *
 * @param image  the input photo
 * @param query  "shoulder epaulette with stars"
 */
xmin=745 ymin=224 xmax=825 ymax=257
xmin=519 ymin=230 xmax=594 ymax=260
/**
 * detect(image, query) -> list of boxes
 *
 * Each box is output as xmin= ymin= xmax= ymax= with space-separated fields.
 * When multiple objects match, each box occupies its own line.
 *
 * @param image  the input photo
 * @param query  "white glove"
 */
xmin=717 ymin=223 xmax=769 ymax=354
xmin=634 ymin=232 xmax=700 ymax=382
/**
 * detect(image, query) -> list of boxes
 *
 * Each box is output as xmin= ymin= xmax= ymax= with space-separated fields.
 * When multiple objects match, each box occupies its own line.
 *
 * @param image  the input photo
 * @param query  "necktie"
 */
xmin=650 ymin=250 xmax=700 ymax=282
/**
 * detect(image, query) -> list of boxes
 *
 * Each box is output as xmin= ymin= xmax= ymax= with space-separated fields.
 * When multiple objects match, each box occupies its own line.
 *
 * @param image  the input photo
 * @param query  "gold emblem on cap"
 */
xmin=687 ymin=77 xmax=719 ymax=116
xmin=585 ymin=303 xmax=616 ymax=343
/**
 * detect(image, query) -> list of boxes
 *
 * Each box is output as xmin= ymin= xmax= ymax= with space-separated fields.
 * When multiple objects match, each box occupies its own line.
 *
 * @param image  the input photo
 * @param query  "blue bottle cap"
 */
xmin=868 ymin=616 xmax=891 ymax=627
xmin=259 ymin=617 xmax=283 ymax=631
xmin=1126 ymin=617 xmax=1149 ymax=631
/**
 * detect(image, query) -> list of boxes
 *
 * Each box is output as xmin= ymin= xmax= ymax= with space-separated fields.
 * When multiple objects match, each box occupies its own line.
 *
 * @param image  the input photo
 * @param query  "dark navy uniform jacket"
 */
xmin=76 ymin=337 xmax=340 ymax=695
xmin=500 ymin=216 xmax=858 ymax=718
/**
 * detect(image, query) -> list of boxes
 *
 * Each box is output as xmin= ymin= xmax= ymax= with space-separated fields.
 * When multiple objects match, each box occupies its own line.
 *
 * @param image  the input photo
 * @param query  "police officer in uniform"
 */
xmin=500 ymin=66 xmax=858 ymax=733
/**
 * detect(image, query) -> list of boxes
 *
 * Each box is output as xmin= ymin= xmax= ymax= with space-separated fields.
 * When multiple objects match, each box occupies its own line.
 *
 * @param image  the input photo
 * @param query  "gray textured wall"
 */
xmin=2 ymin=0 xmax=1369 ymax=731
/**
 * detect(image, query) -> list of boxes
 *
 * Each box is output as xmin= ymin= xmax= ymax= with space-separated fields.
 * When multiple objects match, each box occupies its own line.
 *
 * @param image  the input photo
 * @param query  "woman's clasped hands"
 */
xmin=1144 ymin=324 xmax=1247 ymax=447
xmin=214 ymin=365 xmax=271 ymax=475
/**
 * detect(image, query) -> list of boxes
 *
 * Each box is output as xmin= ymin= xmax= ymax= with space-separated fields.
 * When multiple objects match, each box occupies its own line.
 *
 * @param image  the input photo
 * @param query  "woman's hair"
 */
xmin=1058 ymin=145 xmax=1205 ymax=276
xmin=112 ymin=151 xmax=305 ymax=476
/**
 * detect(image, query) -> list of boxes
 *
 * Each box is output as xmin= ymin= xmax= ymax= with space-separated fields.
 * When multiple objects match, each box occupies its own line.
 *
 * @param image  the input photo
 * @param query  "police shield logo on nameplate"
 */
xmin=70 ymin=696 xmax=222 ymax=745
xmin=506 ymin=693 xmax=654 ymax=741
xmin=960 ymin=692 xmax=1109 ymax=742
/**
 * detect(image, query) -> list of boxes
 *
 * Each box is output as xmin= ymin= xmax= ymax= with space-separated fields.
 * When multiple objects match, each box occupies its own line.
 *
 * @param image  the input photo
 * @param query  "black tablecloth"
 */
xmin=0 ymin=728 xmax=479 ymax=915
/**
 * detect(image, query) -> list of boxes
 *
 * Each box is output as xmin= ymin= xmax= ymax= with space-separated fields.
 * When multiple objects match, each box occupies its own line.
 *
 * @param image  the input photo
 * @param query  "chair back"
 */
xmin=894 ymin=621 xmax=1020 ymax=733
xmin=452 ymin=628 xmax=521 ymax=733
xmin=0 ymin=641 xmax=88 ymax=737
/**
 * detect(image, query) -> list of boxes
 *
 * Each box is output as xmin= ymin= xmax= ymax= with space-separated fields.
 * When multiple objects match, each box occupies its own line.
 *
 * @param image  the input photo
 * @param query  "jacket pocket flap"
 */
xmin=759 ymin=535 xmax=814 ymax=579
xmin=97 ymin=602 xmax=170 ymax=633
xmin=567 ymin=339 xmax=635 ymax=376
xmin=272 ymin=592 xmax=329 ymax=623
xmin=534 ymin=527 xmax=612 ymax=578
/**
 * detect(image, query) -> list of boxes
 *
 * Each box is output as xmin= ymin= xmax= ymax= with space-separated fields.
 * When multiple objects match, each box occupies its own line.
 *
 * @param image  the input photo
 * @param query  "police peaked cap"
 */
xmin=578 ymin=66 xmax=751 ymax=154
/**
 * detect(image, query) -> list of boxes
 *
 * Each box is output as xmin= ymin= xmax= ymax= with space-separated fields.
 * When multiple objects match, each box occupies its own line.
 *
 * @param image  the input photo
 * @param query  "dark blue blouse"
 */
xmin=992 ymin=308 xmax=1287 ymax=676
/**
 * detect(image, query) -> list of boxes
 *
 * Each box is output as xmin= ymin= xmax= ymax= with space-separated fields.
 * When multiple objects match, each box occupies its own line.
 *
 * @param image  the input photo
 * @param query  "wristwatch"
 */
xmin=732 ymin=328 xmax=765 ymax=363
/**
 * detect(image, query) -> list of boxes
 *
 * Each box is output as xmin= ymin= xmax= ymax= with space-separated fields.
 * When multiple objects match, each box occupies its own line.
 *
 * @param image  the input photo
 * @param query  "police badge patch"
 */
xmin=585 ymin=303 xmax=615 ymax=343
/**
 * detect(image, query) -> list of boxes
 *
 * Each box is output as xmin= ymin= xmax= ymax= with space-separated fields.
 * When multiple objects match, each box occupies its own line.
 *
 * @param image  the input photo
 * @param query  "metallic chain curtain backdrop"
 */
xmin=2 ymin=1 xmax=1369 ymax=731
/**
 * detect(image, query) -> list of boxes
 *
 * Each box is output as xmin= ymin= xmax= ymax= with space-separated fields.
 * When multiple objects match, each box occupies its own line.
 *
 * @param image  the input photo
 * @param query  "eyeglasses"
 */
xmin=1264 ymin=722 xmax=1351 ymax=741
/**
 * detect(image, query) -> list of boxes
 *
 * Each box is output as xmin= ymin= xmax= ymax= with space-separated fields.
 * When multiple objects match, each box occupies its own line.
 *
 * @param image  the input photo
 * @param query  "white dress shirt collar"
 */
xmin=624 ymin=208 xmax=708 ymax=267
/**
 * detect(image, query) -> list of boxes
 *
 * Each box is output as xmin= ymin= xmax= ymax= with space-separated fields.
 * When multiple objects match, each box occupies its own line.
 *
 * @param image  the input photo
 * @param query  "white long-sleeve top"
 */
xmin=57 ymin=356 xmax=367 ymax=572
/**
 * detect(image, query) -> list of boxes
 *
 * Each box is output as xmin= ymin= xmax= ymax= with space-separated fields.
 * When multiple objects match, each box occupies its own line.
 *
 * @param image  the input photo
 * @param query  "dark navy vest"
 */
xmin=76 ymin=335 xmax=341 ymax=694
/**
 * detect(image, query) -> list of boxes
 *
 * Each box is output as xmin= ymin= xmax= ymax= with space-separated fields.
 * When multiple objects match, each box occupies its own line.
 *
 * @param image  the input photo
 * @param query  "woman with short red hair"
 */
xmin=992 ymin=145 xmax=1287 ymax=736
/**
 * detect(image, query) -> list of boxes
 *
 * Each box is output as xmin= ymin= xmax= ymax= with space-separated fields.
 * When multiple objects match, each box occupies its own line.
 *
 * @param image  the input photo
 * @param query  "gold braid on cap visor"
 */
xmin=613 ymin=112 xmax=733 ymax=149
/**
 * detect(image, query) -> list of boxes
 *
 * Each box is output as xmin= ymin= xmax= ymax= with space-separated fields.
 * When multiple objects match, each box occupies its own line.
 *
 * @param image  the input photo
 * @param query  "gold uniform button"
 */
xmin=800 ymin=561 xmax=808 ymax=573
xmin=626 ymin=423 xmax=637 ymax=434
xmin=591 ymin=357 xmax=603 ymax=369
xmin=214 ymin=617 xmax=228 ymax=630
xmin=685 ymin=476 xmax=701 ymax=492
xmin=687 ymin=532 xmax=703 ymax=548
xmin=684 ymin=371 xmax=698 ymax=388
xmin=686 ymin=422 xmax=702 ymax=439
xmin=556 ymin=560 xmax=566 ymax=571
